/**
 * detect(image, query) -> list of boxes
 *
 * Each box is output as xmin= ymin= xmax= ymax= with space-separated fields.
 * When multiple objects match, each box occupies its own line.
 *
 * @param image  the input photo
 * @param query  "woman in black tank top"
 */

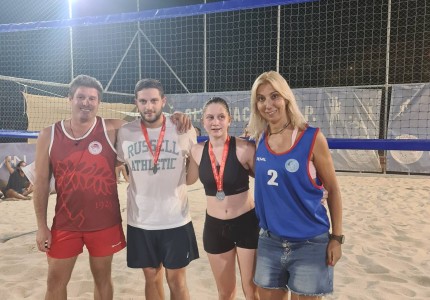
xmin=186 ymin=97 xmax=260 ymax=300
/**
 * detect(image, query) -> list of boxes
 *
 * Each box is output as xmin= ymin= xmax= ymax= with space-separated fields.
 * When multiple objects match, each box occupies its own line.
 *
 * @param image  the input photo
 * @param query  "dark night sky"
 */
xmin=0 ymin=1 xmax=428 ymax=94
xmin=0 ymin=0 xmax=428 ymax=141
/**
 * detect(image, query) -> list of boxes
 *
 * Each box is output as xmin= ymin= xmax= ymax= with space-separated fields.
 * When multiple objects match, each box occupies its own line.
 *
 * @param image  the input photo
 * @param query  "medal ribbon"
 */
xmin=208 ymin=136 xmax=230 ymax=193
xmin=140 ymin=115 xmax=166 ymax=169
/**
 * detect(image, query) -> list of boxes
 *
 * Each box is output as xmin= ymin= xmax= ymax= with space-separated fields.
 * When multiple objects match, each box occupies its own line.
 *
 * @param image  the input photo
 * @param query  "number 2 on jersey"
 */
xmin=267 ymin=169 xmax=278 ymax=186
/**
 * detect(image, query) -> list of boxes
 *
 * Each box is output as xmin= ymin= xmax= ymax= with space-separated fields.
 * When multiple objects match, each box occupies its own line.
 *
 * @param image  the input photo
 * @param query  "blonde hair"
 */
xmin=248 ymin=71 xmax=306 ymax=141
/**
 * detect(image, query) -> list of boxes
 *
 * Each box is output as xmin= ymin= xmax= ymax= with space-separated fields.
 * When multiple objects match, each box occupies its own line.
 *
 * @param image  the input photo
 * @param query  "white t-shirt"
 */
xmin=116 ymin=117 xmax=196 ymax=230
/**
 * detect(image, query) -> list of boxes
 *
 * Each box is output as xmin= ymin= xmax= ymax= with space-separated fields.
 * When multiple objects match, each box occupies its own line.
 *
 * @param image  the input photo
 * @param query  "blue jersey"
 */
xmin=254 ymin=126 xmax=330 ymax=240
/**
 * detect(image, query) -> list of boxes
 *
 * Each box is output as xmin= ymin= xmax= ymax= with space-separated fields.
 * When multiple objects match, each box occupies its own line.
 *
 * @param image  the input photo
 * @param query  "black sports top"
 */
xmin=6 ymin=170 xmax=29 ymax=193
xmin=199 ymin=137 xmax=249 ymax=196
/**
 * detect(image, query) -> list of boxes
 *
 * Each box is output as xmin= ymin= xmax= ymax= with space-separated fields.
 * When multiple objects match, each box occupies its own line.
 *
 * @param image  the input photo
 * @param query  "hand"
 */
xmin=321 ymin=188 xmax=328 ymax=205
xmin=23 ymin=185 xmax=34 ymax=196
xmin=170 ymin=111 xmax=191 ymax=133
xmin=5 ymin=156 xmax=11 ymax=162
xmin=326 ymin=239 xmax=342 ymax=266
xmin=36 ymin=226 xmax=52 ymax=253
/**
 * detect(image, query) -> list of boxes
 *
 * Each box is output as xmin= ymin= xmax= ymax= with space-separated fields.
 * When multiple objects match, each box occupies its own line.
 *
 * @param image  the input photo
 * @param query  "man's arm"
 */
xmin=186 ymin=145 xmax=200 ymax=185
xmin=33 ymin=127 xmax=53 ymax=252
xmin=105 ymin=119 xmax=127 ymax=146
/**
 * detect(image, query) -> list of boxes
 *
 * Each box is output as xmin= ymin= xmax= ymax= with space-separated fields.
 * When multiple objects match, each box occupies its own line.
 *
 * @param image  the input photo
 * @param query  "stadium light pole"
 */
xmin=276 ymin=5 xmax=281 ymax=73
xmin=137 ymin=0 xmax=142 ymax=79
xmin=204 ymin=0 xmax=207 ymax=93
xmin=68 ymin=0 xmax=75 ymax=80
xmin=384 ymin=0 xmax=392 ymax=141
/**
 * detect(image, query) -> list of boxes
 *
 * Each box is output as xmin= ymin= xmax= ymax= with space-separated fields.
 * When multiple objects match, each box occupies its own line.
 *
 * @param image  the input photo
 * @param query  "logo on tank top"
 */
xmin=88 ymin=141 xmax=103 ymax=155
xmin=285 ymin=159 xmax=299 ymax=173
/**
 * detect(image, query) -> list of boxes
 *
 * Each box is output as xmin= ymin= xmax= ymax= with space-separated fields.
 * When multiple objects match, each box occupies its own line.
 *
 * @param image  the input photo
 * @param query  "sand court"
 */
xmin=0 ymin=174 xmax=429 ymax=299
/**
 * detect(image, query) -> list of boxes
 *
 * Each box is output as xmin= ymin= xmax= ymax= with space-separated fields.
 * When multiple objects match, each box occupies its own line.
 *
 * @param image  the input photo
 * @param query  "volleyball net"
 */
xmin=0 ymin=0 xmax=429 ymax=174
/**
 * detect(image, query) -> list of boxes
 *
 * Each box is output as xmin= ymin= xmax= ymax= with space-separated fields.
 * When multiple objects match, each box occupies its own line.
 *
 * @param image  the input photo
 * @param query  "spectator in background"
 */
xmin=21 ymin=161 xmax=56 ymax=194
xmin=2 ymin=156 xmax=33 ymax=200
xmin=239 ymin=123 xmax=250 ymax=139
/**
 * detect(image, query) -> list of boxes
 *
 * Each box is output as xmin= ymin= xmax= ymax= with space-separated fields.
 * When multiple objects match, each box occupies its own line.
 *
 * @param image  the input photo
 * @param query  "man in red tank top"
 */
xmin=33 ymin=75 xmax=127 ymax=300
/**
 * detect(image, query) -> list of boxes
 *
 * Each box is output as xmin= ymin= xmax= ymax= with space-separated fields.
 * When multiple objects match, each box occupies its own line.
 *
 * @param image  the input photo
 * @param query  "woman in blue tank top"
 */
xmin=247 ymin=71 xmax=343 ymax=300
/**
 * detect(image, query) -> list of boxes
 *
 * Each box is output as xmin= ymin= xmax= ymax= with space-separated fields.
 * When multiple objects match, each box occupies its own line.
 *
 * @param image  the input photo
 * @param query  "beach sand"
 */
xmin=0 ymin=174 xmax=429 ymax=299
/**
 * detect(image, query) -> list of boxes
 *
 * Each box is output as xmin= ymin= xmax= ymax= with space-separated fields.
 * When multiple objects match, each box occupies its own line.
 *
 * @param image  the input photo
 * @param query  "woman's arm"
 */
xmin=236 ymin=138 xmax=256 ymax=177
xmin=4 ymin=156 xmax=14 ymax=174
xmin=312 ymin=130 xmax=343 ymax=266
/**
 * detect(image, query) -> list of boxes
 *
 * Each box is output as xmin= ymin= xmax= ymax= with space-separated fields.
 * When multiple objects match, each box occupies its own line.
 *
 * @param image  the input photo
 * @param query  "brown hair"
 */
xmin=68 ymin=75 xmax=103 ymax=100
xmin=202 ymin=97 xmax=231 ymax=117
xmin=134 ymin=79 xmax=165 ymax=99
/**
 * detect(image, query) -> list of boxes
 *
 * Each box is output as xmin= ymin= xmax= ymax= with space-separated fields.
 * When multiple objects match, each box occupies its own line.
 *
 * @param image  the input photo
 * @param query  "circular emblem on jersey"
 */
xmin=88 ymin=141 xmax=103 ymax=155
xmin=285 ymin=159 xmax=299 ymax=173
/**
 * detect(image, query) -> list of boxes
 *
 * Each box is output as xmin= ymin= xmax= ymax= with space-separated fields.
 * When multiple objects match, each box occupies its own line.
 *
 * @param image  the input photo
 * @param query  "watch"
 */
xmin=329 ymin=234 xmax=345 ymax=244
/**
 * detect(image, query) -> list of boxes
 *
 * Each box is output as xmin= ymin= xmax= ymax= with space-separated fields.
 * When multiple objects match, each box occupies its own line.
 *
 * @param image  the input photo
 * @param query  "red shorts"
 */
xmin=48 ymin=223 xmax=126 ymax=259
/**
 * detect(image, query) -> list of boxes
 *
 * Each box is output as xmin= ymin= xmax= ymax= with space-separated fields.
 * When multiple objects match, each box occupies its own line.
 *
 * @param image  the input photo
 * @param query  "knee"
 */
xmin=4 ymin=189 xmax=15 ymax=197
xmin=165 ymin=274 xmax=187 ymax=291
xmin=46 ymin=270 xmax=70 ymax=290
xmin=93 ymin=273 xmax=112 ymax=288
xmin=143 ymin=267 xmax=164 ymax=285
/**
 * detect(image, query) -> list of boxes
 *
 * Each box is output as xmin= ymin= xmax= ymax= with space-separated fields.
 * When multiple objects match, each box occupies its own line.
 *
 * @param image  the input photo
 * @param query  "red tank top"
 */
xmin=50 ymin=116 xmax=122 ymax=231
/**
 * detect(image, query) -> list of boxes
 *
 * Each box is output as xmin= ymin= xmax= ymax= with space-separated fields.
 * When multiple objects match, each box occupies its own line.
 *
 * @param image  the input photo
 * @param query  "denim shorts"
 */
xmin=254 ymin=229 xmax=333 ymax=296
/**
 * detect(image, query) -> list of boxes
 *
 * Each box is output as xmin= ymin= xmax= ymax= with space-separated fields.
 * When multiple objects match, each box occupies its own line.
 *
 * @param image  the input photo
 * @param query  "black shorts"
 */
xmin=203 ymin=208 xmax=259 ymax=254
xmin=127 ymin=222 xmax=199 ymax=269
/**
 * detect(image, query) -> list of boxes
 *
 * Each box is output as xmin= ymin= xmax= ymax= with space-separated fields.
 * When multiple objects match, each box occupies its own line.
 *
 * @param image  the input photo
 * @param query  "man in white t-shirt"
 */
xmin=116 ymin=79 xmax=198 ymax=300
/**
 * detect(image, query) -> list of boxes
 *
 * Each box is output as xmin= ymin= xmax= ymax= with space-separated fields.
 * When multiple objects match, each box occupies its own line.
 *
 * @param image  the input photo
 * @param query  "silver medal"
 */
xmin=152 ymin=164 xmax=158 ymax=174
xmin=216 ymin=190 xmax=225 ymax=200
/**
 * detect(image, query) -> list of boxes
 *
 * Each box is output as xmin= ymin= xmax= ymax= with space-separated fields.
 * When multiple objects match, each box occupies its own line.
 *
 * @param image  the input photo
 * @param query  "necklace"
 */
xmin=268 ymin=121 xmax=291 ymax=136
xmin=69 ymin=119 xmax=93 ymax=145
